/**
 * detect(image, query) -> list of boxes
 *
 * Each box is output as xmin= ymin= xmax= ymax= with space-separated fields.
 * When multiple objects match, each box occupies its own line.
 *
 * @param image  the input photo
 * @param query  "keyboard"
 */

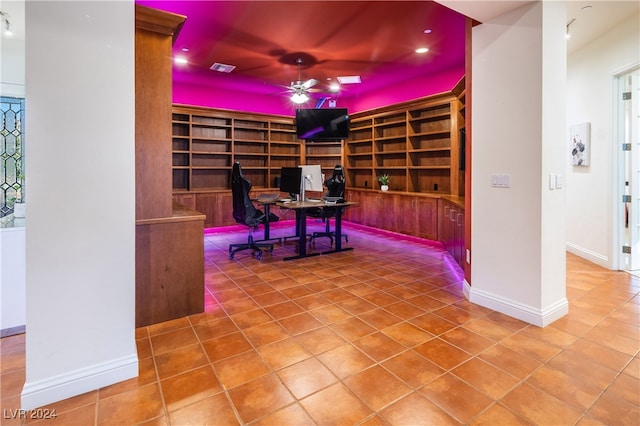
xmin=323 ymin=196 xmax=344 ymax=203
xmin=257 ymin=193 xmax=280 ymax=202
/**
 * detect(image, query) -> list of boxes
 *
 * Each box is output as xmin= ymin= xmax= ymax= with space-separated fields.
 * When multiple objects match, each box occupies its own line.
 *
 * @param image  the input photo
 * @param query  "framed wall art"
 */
xmin=570 ymin=122 xmax=590 ymax=166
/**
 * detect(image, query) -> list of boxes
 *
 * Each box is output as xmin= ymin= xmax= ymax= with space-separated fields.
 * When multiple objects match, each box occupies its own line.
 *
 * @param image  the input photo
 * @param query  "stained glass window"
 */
xmin=1 ymin=96 xmax=25 ymax=217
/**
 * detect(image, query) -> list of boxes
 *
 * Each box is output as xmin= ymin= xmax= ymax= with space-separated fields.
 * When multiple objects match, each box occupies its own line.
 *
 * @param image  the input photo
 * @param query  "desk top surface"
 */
xmin=275 ymin=200 xmax=358 ymax=209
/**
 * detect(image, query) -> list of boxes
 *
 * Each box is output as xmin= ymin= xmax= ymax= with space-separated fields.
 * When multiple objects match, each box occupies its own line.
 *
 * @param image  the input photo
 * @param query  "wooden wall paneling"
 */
xmin=415 ymin=197 xmax=439 ymax=241
xmin=379 ymin=194 xmax=399 ymax=231
xmin=135 ymin=216 xmax=204 ymax=327
xmin=364 ymin=193 xmax=381 ymax=228
xmin=173 ymin=193 xmax=196 ymax=211
xmin=195 ymin=193 xmax=217 ymax=228
xmin=395 ymin=195 xmax=417 ymax=235
xmin=344 ymin=189 xmax=439 ymax=243
xmin=135 ymin=5 xmax=185 ymax=220
xmin=216 ymin=192 xmax=234 ymax=227
xmin=344 ymin=190 xmax=363 ymax=223
xmin=135 ymin=29 xmax=172 ymax=220
xmin=437 ymin=198 xmax=464 ymax=266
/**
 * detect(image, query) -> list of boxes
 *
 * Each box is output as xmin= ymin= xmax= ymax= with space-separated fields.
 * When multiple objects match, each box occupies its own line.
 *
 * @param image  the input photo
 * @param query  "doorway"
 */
xmin=617 ymin=65 xmax=640 ymax=273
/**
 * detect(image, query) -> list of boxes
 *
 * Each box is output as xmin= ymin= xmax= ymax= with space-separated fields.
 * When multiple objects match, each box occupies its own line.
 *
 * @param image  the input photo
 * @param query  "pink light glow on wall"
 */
xmin=346 ymin=66 xmax=465 ymax=113
xmin=173 ymin=65 xmax=464 ymax=116
xmin=173 ymin=81 xmax=299 ymax=116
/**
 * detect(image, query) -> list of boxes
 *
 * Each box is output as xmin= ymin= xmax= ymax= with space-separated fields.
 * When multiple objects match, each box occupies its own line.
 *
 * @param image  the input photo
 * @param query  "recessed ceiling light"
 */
xmin=181 ymin=47 xmax=189 ymax=52
xmin=329 ymin=82 xmax=341 ymax=93
xmin=337 ymin=76 xmax=361 ymax=84
xmin=423 ymin=29 xmax=432 ymax=34
xmin=415 ymin=47 xmax=429 ymax=54
xmin=174 ymin=57 xmax=188 ymax=65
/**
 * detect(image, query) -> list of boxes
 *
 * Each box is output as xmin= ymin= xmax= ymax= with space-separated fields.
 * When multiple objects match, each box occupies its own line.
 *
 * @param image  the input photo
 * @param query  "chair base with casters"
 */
xmin=229 ymin=225 xmax=274 ymax=260
xmin=254 ymin=212 xmax=282 ymax=245
xmin=229 ymin=161 xmax=280 ymax=260
xmin=309 ymin=216 xmax=348 ymax=246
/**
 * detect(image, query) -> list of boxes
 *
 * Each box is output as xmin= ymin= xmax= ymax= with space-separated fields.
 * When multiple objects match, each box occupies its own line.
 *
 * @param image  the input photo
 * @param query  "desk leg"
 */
xmin=283 ymin=208 xmax=319 ymax=261
xmin=263 ymin=203 xmax=271 ymax=240
xmin=322 ymin=207 xmax=353 ymax=255
xmin=255 ymin=203 xmax=281 ymax=244
xmin=299 ymin=209 xmax=307 ymax=256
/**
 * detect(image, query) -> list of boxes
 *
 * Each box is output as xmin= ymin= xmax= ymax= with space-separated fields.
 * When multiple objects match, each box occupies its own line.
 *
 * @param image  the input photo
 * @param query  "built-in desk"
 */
xmin=135 ymin=202 xmax=205 ymax=327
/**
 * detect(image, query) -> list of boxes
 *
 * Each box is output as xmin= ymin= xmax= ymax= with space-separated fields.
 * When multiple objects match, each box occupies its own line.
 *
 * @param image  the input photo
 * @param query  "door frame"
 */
xmin=613 ymin=64 xmax=640 ymax=271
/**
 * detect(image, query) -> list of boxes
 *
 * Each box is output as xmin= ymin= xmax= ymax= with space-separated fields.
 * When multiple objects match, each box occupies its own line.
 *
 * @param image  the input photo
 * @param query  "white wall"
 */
xmin=21 ymin=1 xmax=137 ymax=409
xmin=469 ymin=1 xmax=568 ymax=326
xmin=0 ymin=37 xmax=25 ymax=98
xmin=566 ymin=12 xmax=640 ymax=269
xmin=0 ymin=0 xmax=25 ymax=98
xmin=1 ymin=227 xmax=25 ymax=330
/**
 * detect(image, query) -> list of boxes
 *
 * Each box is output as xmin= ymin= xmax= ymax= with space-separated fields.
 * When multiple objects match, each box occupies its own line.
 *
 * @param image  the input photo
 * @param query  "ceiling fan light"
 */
xmin=291 ymin=92 xmax=309 ymax=104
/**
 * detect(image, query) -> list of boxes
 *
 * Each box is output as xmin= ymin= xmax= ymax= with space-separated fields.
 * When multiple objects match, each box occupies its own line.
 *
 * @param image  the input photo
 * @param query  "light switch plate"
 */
xmin=491 ymin=174 xmax=511 ymax=188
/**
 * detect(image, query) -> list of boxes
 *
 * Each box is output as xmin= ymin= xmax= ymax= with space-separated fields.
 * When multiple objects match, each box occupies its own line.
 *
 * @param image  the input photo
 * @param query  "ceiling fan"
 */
xmin=289 ymin=58 xmax=319 ymax=104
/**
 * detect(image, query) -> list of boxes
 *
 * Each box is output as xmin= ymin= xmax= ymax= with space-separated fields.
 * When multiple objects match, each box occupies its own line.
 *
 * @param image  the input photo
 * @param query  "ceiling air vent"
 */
xmin=337 ymin=75 xmax=361 ymax=84
xmin=210 ymin=63 xmax=236 ymax=73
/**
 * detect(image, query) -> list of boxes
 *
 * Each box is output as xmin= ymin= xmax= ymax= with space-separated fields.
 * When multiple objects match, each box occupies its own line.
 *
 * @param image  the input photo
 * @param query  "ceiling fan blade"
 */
xmin=302 ymin=79 xmax=319 ymax=89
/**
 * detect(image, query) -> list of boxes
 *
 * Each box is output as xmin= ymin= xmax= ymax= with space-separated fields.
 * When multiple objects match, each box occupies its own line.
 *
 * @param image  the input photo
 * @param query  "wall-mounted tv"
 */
xmin=295 ymin=108 xmax=349 ymax=141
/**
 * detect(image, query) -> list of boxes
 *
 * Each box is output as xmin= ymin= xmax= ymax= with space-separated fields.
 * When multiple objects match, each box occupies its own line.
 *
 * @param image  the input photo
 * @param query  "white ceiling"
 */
xmin=438 ymin=0 xmax=639 ymax=54
xmin=437 ymin=0 xmax=535 ymax=23
xmin=564 ymin=0 xmax=639 ymax=53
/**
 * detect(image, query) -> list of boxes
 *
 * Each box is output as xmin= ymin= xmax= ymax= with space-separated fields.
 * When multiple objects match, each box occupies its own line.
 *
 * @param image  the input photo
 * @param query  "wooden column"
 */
xmin=135 ymin=6 xmax=205 ymax=327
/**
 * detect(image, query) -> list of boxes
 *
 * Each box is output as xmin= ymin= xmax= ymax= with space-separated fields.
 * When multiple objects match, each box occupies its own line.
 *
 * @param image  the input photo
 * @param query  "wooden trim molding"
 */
xmin=135 ymin=4 xmax=186 ymax=43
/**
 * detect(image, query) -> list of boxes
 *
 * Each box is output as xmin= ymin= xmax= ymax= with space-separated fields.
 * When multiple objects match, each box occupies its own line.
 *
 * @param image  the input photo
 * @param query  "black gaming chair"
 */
xmin=308 ymin=164 xmax=348 ymax=245
xmin=229 ymin=162 xmax=279 ymax=259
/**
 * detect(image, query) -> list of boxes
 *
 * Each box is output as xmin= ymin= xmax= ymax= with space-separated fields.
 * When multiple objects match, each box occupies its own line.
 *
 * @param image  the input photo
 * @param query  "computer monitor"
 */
xmin=279 ymin=167 xmax=302 ymax=196
xmin=300 ymin=165 xmax=324 ymax=193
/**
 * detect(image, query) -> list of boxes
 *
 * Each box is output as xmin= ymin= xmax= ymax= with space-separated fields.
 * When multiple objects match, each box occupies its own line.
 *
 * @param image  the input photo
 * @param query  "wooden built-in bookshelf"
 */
xmin=171 ymin=80 xmax=465 ymax=241
xmin=345 ymin=89 xmax=464 ymax=197
xmin=172 ymin=105 xmax=343 ymax=192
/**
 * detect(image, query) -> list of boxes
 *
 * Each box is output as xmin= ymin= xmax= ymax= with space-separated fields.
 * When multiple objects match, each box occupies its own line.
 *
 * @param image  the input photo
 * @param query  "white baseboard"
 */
xmin=21 ymin=354 xmax=138 ymax=410
xmin=468 ymin=286 xmax=569 ymax=327
xmin=566 ymin=242 xmax=610 ymax=269
xmin=462 ymin=279 xmax=471 ymax=299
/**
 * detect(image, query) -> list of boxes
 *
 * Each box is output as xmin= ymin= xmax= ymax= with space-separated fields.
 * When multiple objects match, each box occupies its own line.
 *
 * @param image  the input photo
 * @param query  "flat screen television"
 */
xmin=295 ymin=108 xmax=349 ymax=141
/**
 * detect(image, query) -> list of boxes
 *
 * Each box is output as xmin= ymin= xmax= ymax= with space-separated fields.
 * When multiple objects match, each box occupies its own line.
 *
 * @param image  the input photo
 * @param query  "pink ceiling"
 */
xmin=136 ymin=1 xmax=467 ymax=114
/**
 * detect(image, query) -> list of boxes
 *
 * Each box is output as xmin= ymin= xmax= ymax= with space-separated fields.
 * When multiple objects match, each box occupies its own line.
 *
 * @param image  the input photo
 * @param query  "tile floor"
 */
xmin=1 ymin=221 xmax=639 ymax=425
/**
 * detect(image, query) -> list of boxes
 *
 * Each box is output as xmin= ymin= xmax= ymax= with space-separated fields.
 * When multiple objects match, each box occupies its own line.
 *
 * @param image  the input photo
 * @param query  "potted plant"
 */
xmin=378 ymin=174 xmax=390 ymax=191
